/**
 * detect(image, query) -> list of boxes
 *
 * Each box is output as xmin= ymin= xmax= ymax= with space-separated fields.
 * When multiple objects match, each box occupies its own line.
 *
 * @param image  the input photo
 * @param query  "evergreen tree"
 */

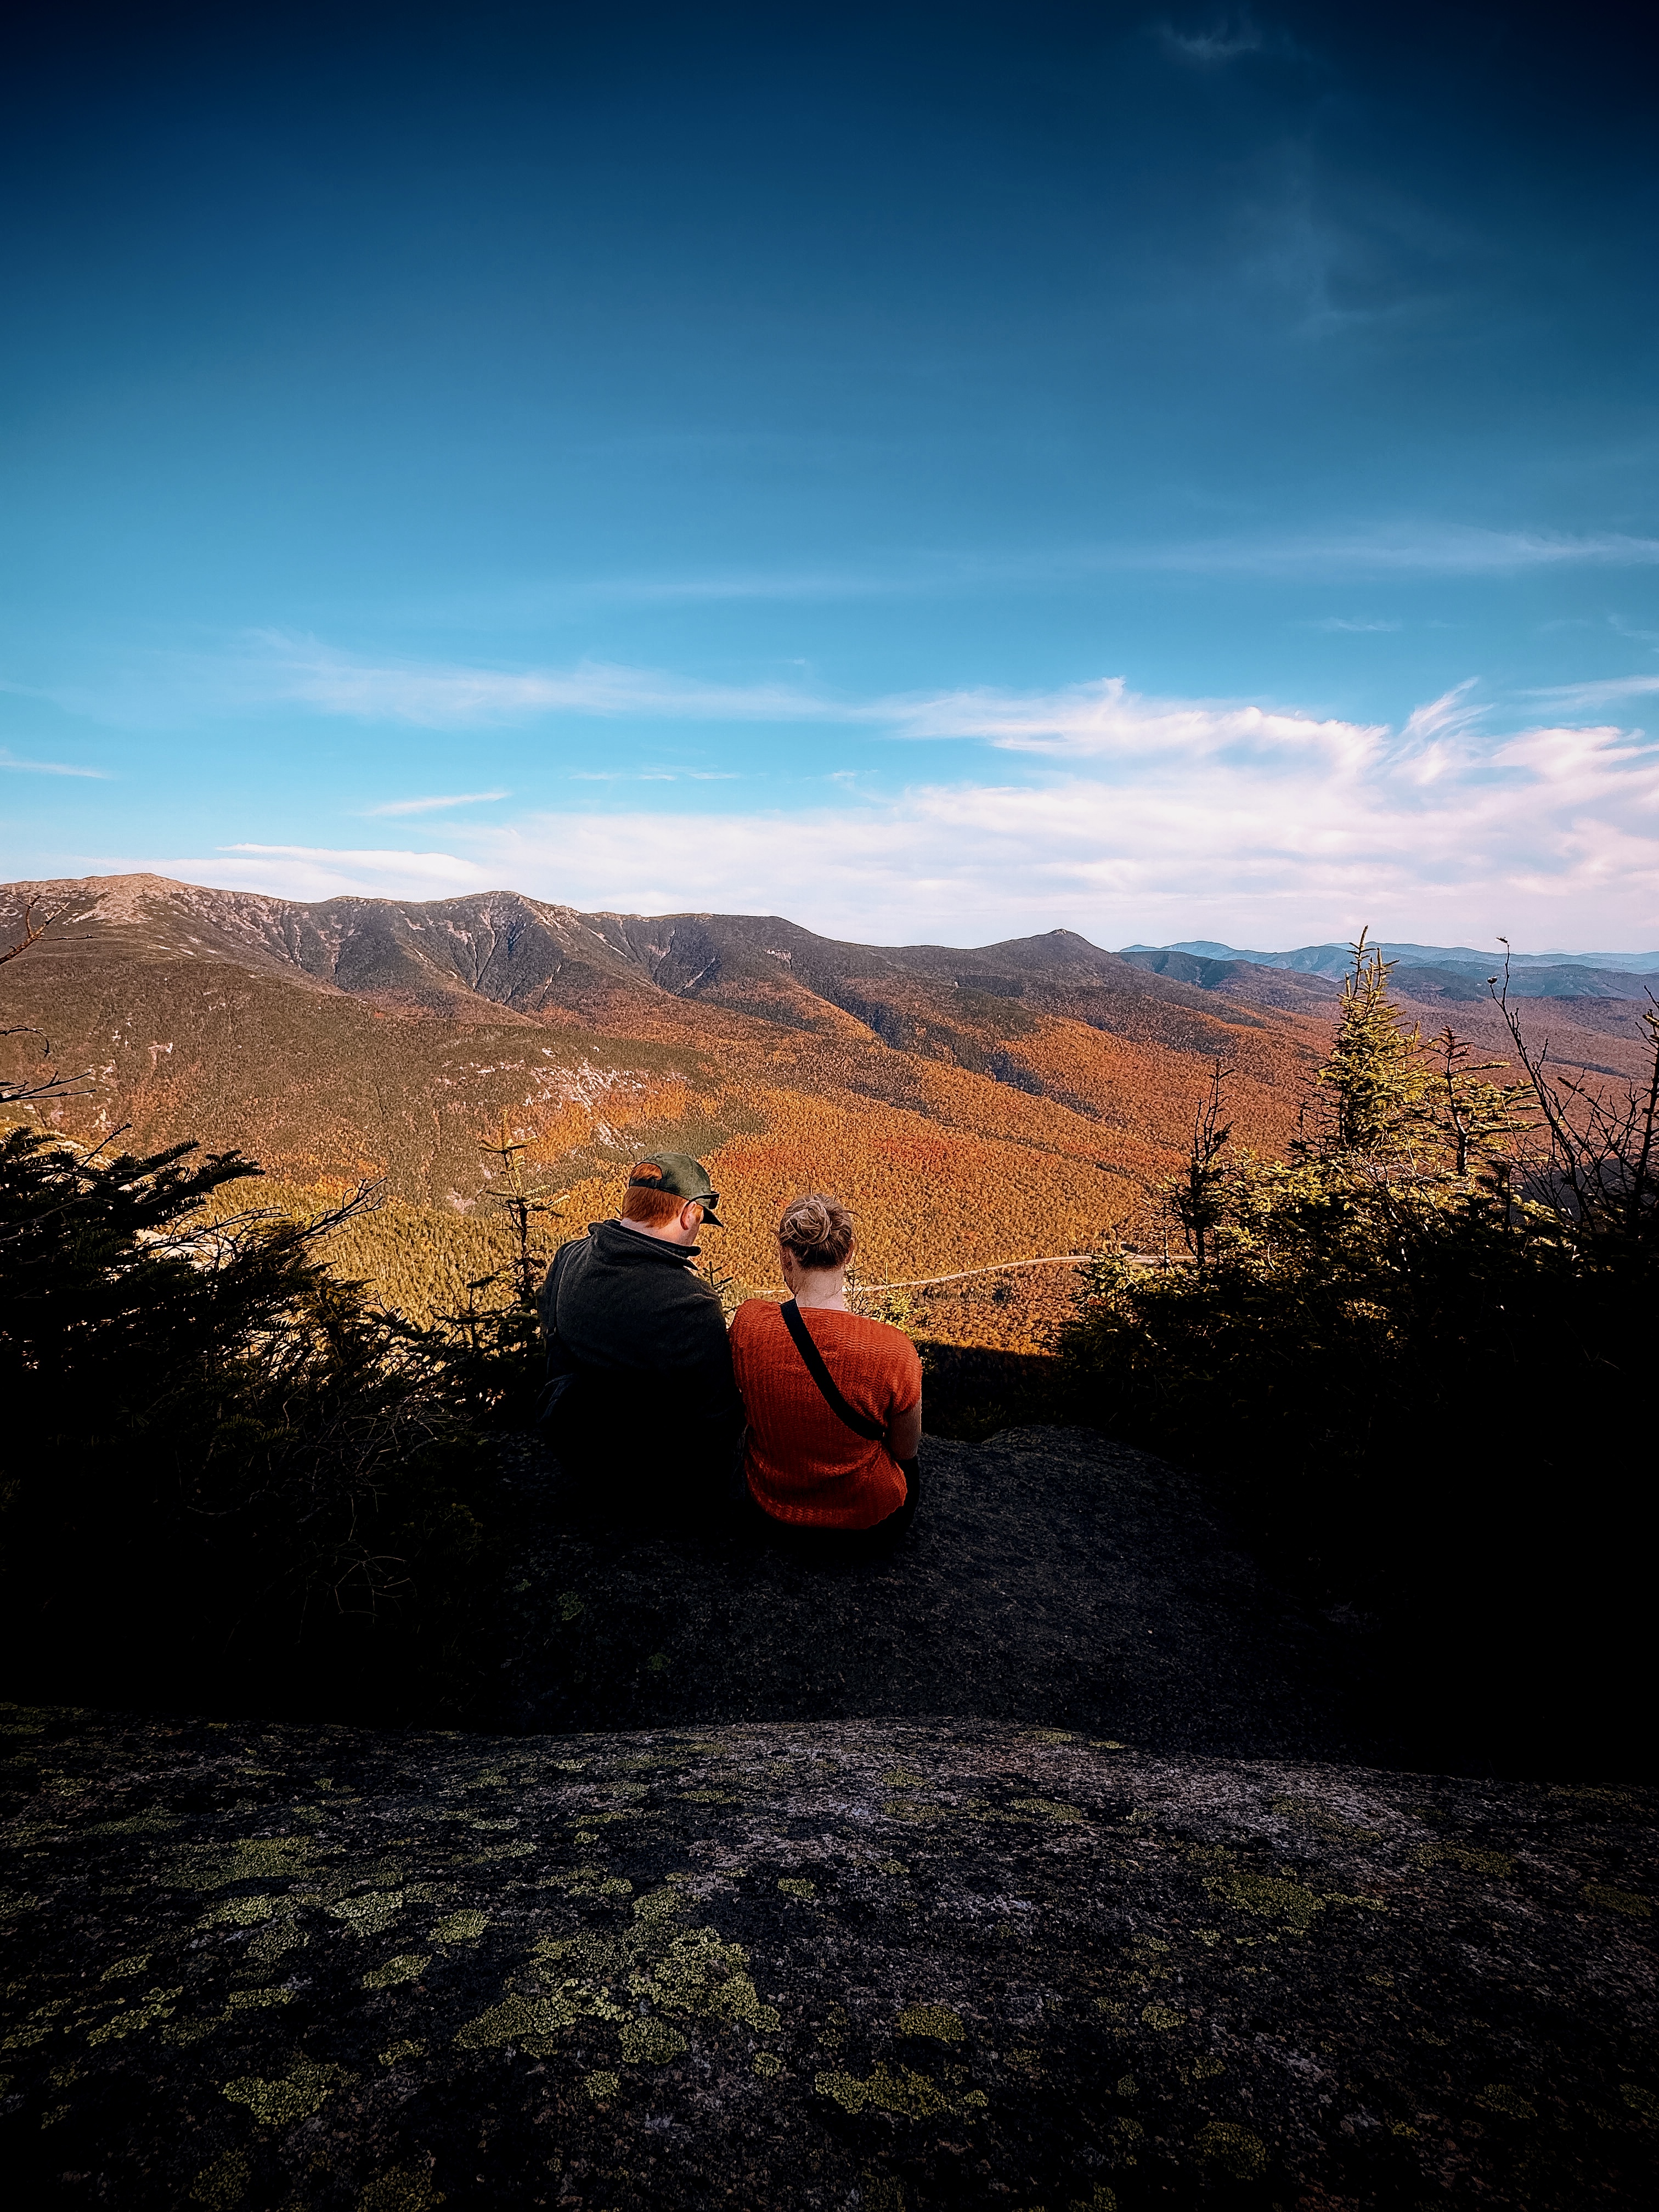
xmin=1302 ymin=929 xmax=1429 ymax=1164
xmin=1054 ymin=924 xmax=1654 ymax=1777
xmin=1423 ymin=1024 xmax=1534 ymax=1180
xmin=1165 ymin=1057 xmax=1233 ymax=1266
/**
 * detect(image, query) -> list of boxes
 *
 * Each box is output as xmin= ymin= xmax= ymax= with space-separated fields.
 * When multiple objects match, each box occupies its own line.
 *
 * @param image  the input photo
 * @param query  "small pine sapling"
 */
xmin=1165 ymin=1057 xmax=1234 ymax=1267
xmin=474 ymin=1112 xmax=570 ymax=1307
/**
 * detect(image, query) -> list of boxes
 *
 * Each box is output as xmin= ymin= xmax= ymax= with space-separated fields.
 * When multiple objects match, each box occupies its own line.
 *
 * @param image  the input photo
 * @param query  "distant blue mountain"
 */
xmin=1116 ymin=940 xmax=1659 ymax=1002
xmin=1135 ymin=939 xmax=1659 ymax=979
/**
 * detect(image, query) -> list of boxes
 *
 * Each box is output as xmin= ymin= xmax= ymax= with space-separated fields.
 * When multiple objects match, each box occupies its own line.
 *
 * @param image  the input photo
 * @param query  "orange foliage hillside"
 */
xmin=4 ymin=874 xmax=1337 ymax=1342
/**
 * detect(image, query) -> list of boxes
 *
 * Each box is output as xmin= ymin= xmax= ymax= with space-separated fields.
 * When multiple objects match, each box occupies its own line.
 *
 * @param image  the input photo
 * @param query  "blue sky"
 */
xmin=2 ymin=1 xmax=1656 ymax=949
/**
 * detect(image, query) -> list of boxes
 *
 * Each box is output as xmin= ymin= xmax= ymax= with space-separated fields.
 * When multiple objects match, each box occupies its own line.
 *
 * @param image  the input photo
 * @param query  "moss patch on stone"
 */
xmin=357 ymin=2164 xmax=445 ymax=2210
xmin=430 ymin=1909 xmax=488 ymax=1942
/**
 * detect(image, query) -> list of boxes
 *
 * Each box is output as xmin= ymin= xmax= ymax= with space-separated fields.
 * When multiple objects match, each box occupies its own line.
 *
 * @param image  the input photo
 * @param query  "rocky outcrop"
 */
xmin=5 ymin=1430 xmax=1654 ymax=2202
xmin=493 ymin=1429 xmax=1378 ymax=1763
xmin=2 ymin=1703 xmax=1655 ymax=2208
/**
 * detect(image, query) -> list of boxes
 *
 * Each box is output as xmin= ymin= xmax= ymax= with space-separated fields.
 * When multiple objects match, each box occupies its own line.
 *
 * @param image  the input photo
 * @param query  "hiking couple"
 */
xmin=536 ymin=1153 xmax=921 ymax=1551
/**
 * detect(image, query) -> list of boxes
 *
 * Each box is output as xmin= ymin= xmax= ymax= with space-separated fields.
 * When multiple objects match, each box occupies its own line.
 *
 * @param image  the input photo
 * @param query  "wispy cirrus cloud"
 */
xmin=231 ymin=524 xmax=1659 ymax=654
xmin=1137 ymin=526 xmax=1659 ymax=578
xmin=1 ymin=751 xmax=112 ymax=778
xmin=1523 ymin=672 xmax=1659 ymax=712
xmin=169 ymin=845 xmax=490 ymax=901
xmin=363 ymin=789 xmax=510 ymax=816
xmin=163 ymin=646 xmax=1656 ymax=936
xmin=586 ymin=568 xmax=889 ymax=606
xmin=239 ymin=638 xmax=1437 ymax=780
xmin=585 ymin=526 xmax=1659 ymax=603
xmin=263 ymin=634 xmax=833 ymax=729
xmin=569 ymin=769 xmax=742 ymax=782
xmin=1157 ymin=15 xmax=1267 ymax=66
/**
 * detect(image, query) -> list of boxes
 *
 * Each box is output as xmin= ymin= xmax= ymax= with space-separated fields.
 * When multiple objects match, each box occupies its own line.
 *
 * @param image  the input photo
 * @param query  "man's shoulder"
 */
xmin=538 ymin=1233 xmax=585 ymax=1294
xmin=585 ymin=1228 xmax=720 ymax=1313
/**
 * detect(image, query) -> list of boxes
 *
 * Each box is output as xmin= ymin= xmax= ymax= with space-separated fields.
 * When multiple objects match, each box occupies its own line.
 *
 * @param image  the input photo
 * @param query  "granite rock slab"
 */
xmin=495 ymin=1427 xmax=1379 ymax=1761
xmin=2 ymin=1704 xmax=1656 ymax=2208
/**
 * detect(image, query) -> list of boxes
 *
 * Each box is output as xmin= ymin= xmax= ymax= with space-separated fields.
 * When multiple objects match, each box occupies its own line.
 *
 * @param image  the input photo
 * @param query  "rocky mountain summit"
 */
xmin=3 ymin=1429 xmax=1655 ymax=2207
xmin=0 ymin=871 xmax=1285 ymax=1036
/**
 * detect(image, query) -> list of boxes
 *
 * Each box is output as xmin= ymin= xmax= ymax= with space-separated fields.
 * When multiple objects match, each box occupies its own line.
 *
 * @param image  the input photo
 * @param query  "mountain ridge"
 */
xmin=1 ymin=874 xmax=1331 ymax=1314
xmin=1153 ymin=935 xmax=1659 ymax=981
xmin=6 ymin=874 xmax=1653 ymax=1326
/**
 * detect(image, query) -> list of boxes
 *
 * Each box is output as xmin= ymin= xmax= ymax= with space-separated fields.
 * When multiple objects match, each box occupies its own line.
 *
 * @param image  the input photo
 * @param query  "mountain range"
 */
xmin=1131 ymin=938 xmax=1659 ymax=1000
xmin=4 ymin=874 xmax=1654 ymax=1312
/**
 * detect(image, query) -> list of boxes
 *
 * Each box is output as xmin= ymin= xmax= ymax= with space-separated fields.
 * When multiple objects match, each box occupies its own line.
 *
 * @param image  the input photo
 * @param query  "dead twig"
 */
xmin=0 ymin=896 xmax=56 ymax=967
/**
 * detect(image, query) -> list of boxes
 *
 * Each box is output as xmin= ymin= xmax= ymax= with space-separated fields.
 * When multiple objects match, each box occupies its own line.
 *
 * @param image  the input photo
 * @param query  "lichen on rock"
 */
xmin=0 ymin=1707 xmax=1654 ymax=2207
xmin=221 ymin=2054 xmax=356 ymax=2126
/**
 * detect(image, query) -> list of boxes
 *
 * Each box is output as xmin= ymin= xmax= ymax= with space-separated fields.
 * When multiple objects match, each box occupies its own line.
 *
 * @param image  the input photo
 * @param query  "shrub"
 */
xmin=0 ymin=1126 xmax=541 ymax=1721
xmin=1054 ymin=943 xmax=1657 ymax=1773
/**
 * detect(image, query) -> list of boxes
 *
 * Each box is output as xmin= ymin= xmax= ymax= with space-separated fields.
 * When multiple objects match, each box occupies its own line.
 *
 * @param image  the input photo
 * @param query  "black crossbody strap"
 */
xmin=778 ymin=1299 xmax=887 ymax=1442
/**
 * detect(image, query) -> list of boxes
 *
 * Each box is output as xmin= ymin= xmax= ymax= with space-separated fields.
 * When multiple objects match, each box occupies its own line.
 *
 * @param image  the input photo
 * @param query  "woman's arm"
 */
xmin=887 ymin=1400 xmax=923 ymax=1464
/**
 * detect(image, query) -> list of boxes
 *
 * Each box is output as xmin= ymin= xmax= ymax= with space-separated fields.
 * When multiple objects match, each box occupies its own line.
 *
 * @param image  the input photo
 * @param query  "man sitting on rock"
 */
xmin=536 ymin=1151 xmax=742 ymax=1518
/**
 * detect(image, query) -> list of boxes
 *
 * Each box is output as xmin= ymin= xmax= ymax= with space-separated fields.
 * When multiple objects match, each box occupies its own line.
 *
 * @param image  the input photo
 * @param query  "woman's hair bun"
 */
xmin=778 ymin=1192 xmax=855 ymax=1271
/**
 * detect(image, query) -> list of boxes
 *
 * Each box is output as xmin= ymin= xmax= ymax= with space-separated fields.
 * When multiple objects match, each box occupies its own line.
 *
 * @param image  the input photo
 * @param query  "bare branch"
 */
xmin=1491 ymin=958 xmax=1659 ymax=1251
xmin=0 ymin=1020 xmax=95 ymax=1110
xmin=0 ymin=896 xmax=58 ymax=967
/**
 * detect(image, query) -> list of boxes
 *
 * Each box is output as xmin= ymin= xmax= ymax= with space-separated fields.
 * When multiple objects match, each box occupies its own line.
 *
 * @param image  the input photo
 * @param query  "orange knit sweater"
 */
xmin=730 ymin=1300 xmax=921 ymax=1530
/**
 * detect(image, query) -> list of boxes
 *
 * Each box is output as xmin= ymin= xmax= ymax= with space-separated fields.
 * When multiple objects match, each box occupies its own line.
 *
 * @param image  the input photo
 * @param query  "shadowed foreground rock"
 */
xmin=496 ymin=1429 xmax=1376 ymax=1760
xmin=3 ymin=1705 xmax=1656 ymax=2207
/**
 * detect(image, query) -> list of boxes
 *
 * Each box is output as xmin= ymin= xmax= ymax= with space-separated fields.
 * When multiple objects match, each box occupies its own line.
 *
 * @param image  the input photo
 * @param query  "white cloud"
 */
xmin=363 ymin=789 xmax=510 ymax=816
xmin=1524 ymin=672 xmax=1659 ymax=711
xmin=96 ymin=689 xmax=1659 ymax=946
xmin=399 ymin=527 xmax=1659 ymax=620
xmin=235 ymin=633 xmax=1659 ymax=771
xmin=883 ymin=674 xmax=1383 ymax=771
xmin=1388 ymin=680 xmax=1494 ymax=787
xmin=501 ymin=714 xmax=1657 ymax=945
xmin=25 ymin=523 xmax=1659 ymax=736
xmin=607 ymin=528 xmax=1657 ymax=592
xmin=262 ymin=635 xmax=835 ymax=729
xmin=1158 ymin=17 xmax=1266 ymax=65
xmin=81 ymin=845 xmax=494 ymax=902
xmin=0 ymin=751 xmax=111 ymax=778
xmin=569 ymin=768 xmax=743 ymax=783
xmin=55 ymin=651 xmax=1659 ymax=943
xmin=588 ymin=567 xmax=887 ymax=605
xmin=1139 ymin=526 xmax=1659 ymax=577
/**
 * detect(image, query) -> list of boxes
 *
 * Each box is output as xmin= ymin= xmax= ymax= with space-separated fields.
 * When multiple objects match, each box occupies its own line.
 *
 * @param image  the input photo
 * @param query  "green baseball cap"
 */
xmin=627 ymin=1151 xmax=724 ymax=1226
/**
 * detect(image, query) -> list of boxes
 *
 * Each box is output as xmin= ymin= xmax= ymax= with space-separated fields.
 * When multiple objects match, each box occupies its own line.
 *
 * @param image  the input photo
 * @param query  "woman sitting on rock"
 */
xmin=729 ymin=1194 xmax=923 ymax=1551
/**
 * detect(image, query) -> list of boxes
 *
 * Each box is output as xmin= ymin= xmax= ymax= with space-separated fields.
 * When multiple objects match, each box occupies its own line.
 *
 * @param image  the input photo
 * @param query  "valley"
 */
xmin=1 ymin=874 xmax=1325 ymax=1327
xmin=3 ymin=873 xmax=1651 ymax=1336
